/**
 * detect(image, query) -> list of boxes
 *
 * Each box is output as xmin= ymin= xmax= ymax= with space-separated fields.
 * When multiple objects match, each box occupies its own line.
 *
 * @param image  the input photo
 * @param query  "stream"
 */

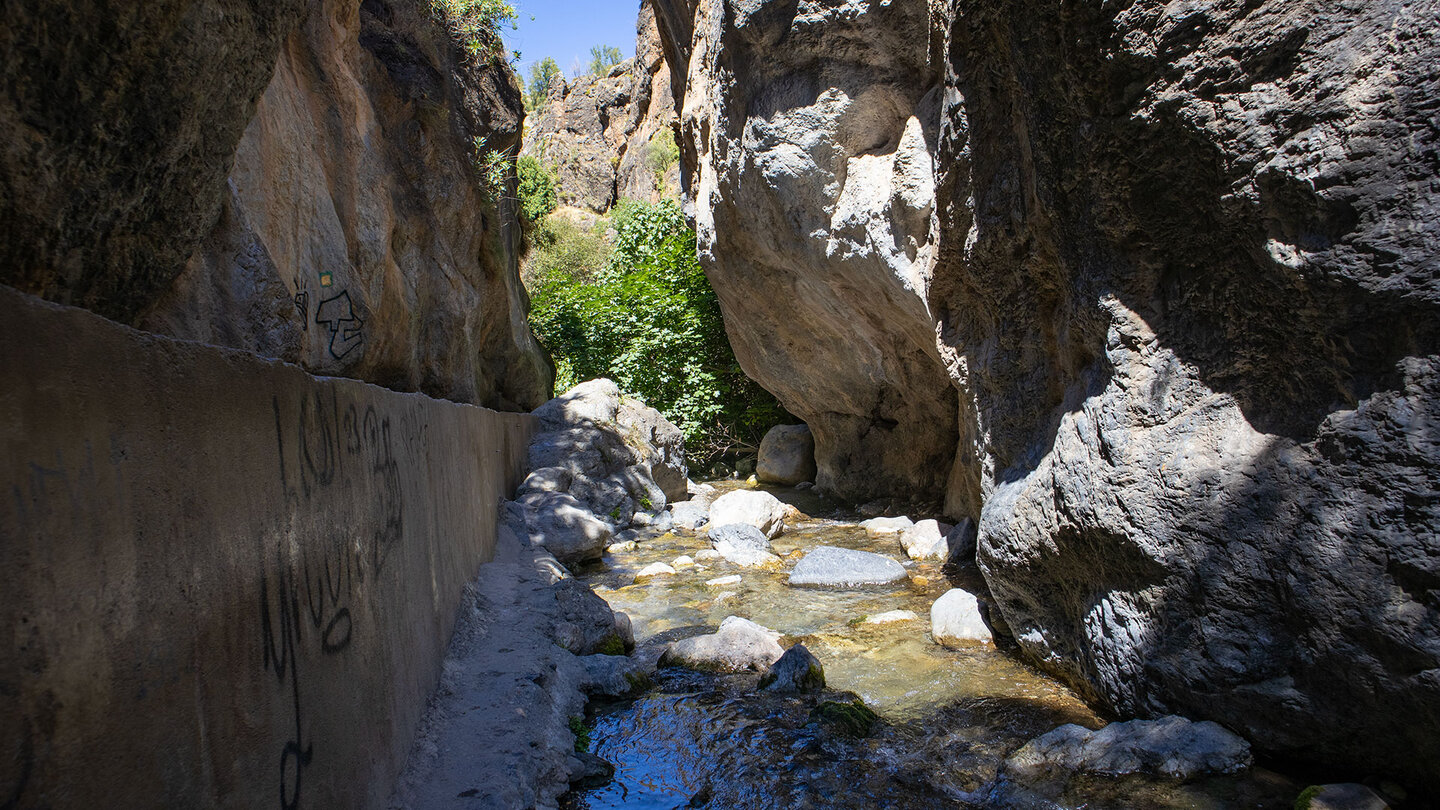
xmin=563 ymin=483 xmax=1305 ymax=809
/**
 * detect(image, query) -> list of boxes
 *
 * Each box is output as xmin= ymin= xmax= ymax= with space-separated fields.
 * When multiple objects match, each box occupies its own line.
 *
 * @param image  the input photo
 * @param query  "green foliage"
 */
xmin=516 ymin=156 xmax=558 ymax=222
xmin=568 ymin=716 xmax=591 ymax=752
xmin=587 ymin=44 xmax=624 ymax=76
xmin=521 ymin=216 xmax=610 ymax=290
xmin=1293 ymin=786 xmax=1323 ymax=810
xmin=429 ymin=0 xmax=517 ymax=62
xmin=472 ymin=141 xmax=510 ymax=200
xmin=596 ymin=633 xmax=627 ymax=656
xmin=644 ymin=128 xmax=680 ymax=191
xmin=526 ymin=199 xmax=788 ymax=466
xmin=527 ymin=57 xmax=561 ymax=110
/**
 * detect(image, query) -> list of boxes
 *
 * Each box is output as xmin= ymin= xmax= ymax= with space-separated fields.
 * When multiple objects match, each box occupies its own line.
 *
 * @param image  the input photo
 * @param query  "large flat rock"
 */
xmin=788 ymin=546 xmax=907 ymax=588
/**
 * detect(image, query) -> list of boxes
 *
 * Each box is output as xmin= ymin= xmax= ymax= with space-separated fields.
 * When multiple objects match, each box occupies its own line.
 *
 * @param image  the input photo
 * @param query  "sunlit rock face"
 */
xmin=141 ymin=0 xmax=550 ymax=410
xmin=667 ymin=0 xmax=1440 ymax=788
xmin=522 ymin=3 xmax=681 ymax=212
xmin=683 ymin=0 xmax=956 ymax=511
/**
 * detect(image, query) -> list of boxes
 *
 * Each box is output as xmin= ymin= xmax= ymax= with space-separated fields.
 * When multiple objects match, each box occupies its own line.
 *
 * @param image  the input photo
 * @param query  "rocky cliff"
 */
xmin=1 ymin=0 xmax=551 ymax=411
xmin=522 ymin=3 xmax=681 ymax=212
xmin=666 ymin=0 xmax=1440 ymax=790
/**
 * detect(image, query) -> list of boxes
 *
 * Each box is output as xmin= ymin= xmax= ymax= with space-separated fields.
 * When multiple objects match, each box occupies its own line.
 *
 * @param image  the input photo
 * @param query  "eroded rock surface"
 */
xmin=525 ymin=379 xmax=688 ymax=528
xmin=664 ymin=0 xmax=1440 ymax=788
xmin=522 ymin=3 xmax=680 ymax=211
xmin=139 ymin=0 xmax=551 ymax=410
xmin=756 ymin=424 xmax=817 ymax=485
xmin=0 ymin=0 xmax=306 ymax=321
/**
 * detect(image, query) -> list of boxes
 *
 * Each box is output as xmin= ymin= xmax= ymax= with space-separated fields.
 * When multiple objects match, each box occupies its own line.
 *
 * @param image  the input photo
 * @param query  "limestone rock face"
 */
xmin=665 ymin=0 xmax=1440 ymax=788
xmin=681 ymin=0 xmax=954 ymax=509
xmin=139 ymin=0 xmax=550 ymax=410
xmin=524 ymin=379 xmax=689 ymax=527
xmin=522 ymin=3 xmax=680 ymax=212
xmin=756 ymin=424 xmax=817 ymax=485
xmin=0 ymin=0 xmax=307 ymax=322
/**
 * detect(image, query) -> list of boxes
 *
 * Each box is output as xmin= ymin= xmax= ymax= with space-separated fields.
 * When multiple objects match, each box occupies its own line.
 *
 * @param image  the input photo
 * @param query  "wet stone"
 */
xmin=1006 ymin=716 xmax=1253 ymax=782
xmin=788 ymin=546 xmax=907 ymax=588
xmin=759 ymin=644 xmax=826 ymax=693
xmin=661 ymin=616 xmax=785 ymax=672
xmin=708 ymin=523 xmax=781 ymax=567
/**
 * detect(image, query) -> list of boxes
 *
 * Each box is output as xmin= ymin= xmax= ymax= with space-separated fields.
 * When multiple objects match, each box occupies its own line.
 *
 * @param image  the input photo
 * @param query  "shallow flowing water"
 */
xmin=563 ymin=483 xmax=1304 ymax=809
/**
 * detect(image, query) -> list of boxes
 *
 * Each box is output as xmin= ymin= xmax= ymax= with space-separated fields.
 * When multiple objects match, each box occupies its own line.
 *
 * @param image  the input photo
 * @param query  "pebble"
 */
xmin=635 ymin=562 xmax=677 ymax=582
xmin=672 ymin=555 xmax=695 ymax=568
xmin=706 ymin=574 xmax=742 ymax=587
xmin=607 ymin=540 xmax=638 ymax=553
xmin=864 ymin=610 xmax=919 ymax=624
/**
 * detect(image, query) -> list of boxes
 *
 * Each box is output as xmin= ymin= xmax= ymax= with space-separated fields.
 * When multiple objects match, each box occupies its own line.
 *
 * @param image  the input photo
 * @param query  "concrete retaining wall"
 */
xmin=0 ymin=286 xmax=534 ymax=808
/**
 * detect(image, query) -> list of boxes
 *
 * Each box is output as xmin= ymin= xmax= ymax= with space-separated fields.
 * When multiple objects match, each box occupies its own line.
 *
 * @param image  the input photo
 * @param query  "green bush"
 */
xmin=644 ymin=129 xmax=680 ymax=191
xmin=527 ymin=199 xmax=788 ymax=466
xmin=521 ymin=215 xmax=610 ymax=290
xmin=516 ymin=156 xmax=558 ymax=222
xmin=429 ymin=0 xmax=517 ymax=62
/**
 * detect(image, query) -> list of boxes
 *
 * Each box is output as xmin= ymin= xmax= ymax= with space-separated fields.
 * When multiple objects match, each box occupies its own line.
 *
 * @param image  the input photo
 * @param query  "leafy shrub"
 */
xmin=644 ymin=129 xmax=680 ymax=191
xmin=527 ymin=199 xmax=788 ymax=466
xmin=516 ymin=156 xmax=558 ymax=222
xmin=521 ymin=215 xmax=610 ymax=290
xmin=430 ymin=0 xmax=517 ymax=61
xmin=471 ymin=141 xmax=509 ymax=201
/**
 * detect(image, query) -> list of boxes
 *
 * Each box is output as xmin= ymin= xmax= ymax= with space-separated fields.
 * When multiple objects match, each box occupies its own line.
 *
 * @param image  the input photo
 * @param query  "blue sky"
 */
xmin=507 ymin=1 xmax=643 ymax=80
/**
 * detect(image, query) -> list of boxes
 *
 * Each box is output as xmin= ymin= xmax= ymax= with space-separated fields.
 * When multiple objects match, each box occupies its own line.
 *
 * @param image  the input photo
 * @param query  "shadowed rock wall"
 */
xmin=666 ymin=0 xmax=1440 ymax=789
xmin=0 ymin=0 xmax=307 ymax=322
xmin=0 ymin=286 xmax=533 ymax=808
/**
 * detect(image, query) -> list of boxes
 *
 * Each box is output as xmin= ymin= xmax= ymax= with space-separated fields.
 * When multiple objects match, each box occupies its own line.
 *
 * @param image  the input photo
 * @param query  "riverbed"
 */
xmin=563 ymin=483 xmax=1304 ymax=809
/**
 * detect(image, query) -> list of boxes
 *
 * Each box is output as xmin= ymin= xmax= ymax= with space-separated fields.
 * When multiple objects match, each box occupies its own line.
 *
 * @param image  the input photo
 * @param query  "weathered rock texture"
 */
xmin=0 ymin=0 xmax=307 ymax=322
xmin=523 ymin=379 xmax=689 ymax=534
xmin=665 ymin=0 xmax=1440 ymax=789
xmin=522 ymin=2 xmax=681 ymax=211
xmin=1 ymin=0 xmax=550 ymax=411
xmin=143 ymin=0 xmax=551 ymax=410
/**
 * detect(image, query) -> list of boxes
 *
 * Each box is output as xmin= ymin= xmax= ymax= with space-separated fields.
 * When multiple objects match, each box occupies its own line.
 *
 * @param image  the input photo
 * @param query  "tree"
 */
xmin=587 ymin=44 xmax=624 ymax=77
xmin=527 ymin=199 xmax=789 ymax=467
xmin=516 ymin=156 xmax=558 ymax=222
xmin=527 ymin=57 xmax=561 ymax=111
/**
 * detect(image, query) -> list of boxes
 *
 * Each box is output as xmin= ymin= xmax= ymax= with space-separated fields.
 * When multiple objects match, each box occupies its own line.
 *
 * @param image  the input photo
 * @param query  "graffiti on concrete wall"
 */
xmin=260 ymin=390 xmax=411 ymax=809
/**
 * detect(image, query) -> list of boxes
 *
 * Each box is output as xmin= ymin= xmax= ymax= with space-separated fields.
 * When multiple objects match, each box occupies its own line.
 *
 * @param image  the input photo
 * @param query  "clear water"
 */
xmin=564 ymin=483 xmax=1303 ymax=809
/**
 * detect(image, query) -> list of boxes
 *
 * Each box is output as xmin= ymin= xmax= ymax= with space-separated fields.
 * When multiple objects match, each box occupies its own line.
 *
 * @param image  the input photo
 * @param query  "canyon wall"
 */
xmin=0 ymin=285 xmax=533 ymax=808
xmin=668 ymin=0 xmax=1440 ymax=789
xmin=1 ymin=0 xmax=551 ymax=411
xmin=522 ymin=3 xmax=681 ymax=212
